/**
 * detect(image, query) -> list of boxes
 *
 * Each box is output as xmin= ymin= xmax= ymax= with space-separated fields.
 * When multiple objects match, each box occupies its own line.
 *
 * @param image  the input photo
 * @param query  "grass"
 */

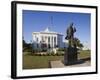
xmin=78 ymin=50 xmax=91 ymax=59
xmin=23 ymin=55 xmax=63 ymax=69
xmin=23 ymin=50 xmax=90 ymax=69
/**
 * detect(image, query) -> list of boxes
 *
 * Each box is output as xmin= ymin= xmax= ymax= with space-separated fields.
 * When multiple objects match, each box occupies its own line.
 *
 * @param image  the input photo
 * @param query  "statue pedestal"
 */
xmin=64 ymin=47 xmax=78 ymax=65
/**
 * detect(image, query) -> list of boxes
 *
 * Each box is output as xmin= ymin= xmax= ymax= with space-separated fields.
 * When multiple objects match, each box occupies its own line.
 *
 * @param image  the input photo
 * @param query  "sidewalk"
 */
xmin=50 ymin=60 xmax=65 ymax=68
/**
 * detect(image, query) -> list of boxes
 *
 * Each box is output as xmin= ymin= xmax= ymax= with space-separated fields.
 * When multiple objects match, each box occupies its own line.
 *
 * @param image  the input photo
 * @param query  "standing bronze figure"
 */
xmin=65 ymin=22 xmax=76 ymax=47
xmin=64 ymin=22 xmax=78 ymax=65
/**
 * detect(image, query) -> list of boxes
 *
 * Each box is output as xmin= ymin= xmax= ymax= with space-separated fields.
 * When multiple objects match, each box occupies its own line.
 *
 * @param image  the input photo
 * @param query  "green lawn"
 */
xmin=78 ymin=50 xmax=91 ymax=59
xmin=23 ymin=55 xmax=63 ymax=69
xmin=23 ymin=50 xmax=90 ymax=69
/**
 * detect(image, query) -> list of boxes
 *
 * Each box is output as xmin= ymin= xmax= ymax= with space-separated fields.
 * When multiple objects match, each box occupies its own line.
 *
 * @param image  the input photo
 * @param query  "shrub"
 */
xmin=58 ymin=48 xmax=66 ymax=51
xmin=47 ymin=53 xmax=51 ymax=56
xmin=55 ymin=52 xmax=64 ymax=56
xmin=24 ymin=48 xmax=32 ymax=52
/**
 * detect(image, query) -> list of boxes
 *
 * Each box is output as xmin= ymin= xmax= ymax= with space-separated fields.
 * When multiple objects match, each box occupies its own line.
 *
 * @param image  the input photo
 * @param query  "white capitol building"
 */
xmin=32 ymin=27 xmax=65 ymax=50
xmin=32 ymin=27 xmax=90 ymax=51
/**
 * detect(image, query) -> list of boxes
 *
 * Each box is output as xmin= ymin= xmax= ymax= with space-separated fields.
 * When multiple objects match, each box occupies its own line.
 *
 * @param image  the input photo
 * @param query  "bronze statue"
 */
xmin=65 ymin=22 xmax=76 ymax=47
xmin=64 ymin=22 xmax=78 ymax=65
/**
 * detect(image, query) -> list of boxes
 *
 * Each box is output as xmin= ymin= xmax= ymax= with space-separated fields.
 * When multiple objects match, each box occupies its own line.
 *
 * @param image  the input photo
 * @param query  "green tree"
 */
xmin=23 ymin=39 xmax=32 ymax=52
xmin=73 ymin=37 xmax=84 ymax=49
xmin=79 ymin=43 xmax=83 ymax=50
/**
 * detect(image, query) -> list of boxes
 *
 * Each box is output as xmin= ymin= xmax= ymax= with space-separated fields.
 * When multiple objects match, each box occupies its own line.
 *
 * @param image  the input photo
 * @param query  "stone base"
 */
xmin=64 ymin=47 xmax=78 ymax=65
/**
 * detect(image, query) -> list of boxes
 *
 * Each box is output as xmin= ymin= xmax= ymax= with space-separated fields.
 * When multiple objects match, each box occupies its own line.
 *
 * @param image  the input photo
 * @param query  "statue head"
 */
xmin=70 ymin=22 xmax=73 ymax=27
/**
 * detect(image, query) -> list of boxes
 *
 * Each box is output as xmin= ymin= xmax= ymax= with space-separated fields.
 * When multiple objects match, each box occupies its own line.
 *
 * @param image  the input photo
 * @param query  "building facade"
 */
xmin=32 ymin=27 xmax=63 ymax=50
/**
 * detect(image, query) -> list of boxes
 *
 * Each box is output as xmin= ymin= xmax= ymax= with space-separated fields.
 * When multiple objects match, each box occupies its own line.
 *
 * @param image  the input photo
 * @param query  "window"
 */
xmin=37 ymin=44 xmax=38 ymax=48
xmin=48 ymin=36 xmax=50 ymax=43
xmin=54 ymin=37 xmax=56 ymax=48
xmin=54 ymin=37 xmax=56 ymax=43
xmin=37 ymin=37 xmax=38 ymax=42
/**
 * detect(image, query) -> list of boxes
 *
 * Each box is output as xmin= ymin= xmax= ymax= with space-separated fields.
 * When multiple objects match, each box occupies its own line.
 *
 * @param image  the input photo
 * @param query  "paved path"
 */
xmin=50 ymin=60 xmax=90 ymax=68
xmin=50 ymin=60 xmax=65 ymax=68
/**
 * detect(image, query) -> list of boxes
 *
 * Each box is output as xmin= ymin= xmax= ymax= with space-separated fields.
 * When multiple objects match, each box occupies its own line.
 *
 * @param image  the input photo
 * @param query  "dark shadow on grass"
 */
xmin=62 ymin=57 xmax=90 ymax=66
xmin=80 ymin=57 xmax=91 ymax=61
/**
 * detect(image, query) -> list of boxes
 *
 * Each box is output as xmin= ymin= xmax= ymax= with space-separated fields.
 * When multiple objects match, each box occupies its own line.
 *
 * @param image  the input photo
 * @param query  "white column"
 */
xmin=56 ymin=36 xmax=57 ymax=47
xmin=47 ymin=36 xmax=48 ymax=48
xmin=51 ymin=36 xmax=53 ymax=48
xmin=53 ymin=36 xmax=54 ymax=48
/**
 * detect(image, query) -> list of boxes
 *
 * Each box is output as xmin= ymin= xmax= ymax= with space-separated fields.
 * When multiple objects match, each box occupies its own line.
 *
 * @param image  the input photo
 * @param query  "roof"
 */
xmin=33 ymin=27 xmax=63 ymax=36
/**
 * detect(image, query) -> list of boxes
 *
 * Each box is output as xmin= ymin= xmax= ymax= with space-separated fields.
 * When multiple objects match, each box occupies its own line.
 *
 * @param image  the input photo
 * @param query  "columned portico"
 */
xmin=32 ymin=27 xmax=63 ymax=50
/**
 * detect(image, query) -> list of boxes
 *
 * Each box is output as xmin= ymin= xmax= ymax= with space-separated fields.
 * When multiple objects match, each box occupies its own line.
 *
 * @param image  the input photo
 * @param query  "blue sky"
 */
xmin=23 ymin=10 xmax=91 ymax=48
